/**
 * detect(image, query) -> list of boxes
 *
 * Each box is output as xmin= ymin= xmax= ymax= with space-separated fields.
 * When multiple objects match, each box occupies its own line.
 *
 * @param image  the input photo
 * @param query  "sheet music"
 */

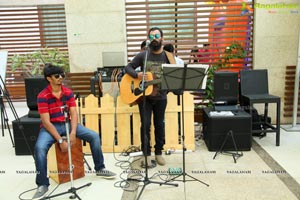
xmin=209 ymin=111 xmax=235 ymax=117
xmin=187 ymin=64 xmax=209 ymax=69
xmin=162 ymin=64 xmax=184 ymax=68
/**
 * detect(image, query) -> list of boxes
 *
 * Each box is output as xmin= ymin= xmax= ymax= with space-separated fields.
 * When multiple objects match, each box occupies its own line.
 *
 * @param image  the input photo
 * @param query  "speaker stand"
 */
xmin=213 ymin=130 xmax=243 ymax=163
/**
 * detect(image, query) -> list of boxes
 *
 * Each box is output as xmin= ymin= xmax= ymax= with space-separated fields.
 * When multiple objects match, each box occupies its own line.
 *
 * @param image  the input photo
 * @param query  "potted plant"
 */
xmin=10 ymin=47 xmax=70 ymax=117
xmin=10 ymin=47 xmax=69 ymax=77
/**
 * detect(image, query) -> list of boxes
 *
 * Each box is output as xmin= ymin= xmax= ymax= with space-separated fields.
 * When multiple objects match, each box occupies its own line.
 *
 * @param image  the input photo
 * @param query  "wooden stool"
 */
xmin=48 ymin=138 xmax=85 ymax=183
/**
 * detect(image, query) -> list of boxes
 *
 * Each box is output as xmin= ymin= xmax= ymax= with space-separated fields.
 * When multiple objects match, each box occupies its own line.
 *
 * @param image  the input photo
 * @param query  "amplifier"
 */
xmin=203 ymin=108 xmax=252 ymax=151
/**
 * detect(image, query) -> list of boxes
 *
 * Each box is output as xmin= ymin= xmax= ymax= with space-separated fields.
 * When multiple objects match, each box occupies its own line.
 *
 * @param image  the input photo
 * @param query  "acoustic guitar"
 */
xmin=119 ymin=72 xmax=161 ymax=105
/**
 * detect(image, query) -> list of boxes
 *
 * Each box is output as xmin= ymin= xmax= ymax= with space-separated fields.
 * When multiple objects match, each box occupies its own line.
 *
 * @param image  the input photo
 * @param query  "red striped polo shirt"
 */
xmin=37 ymin=85 xmax=76 ymax=124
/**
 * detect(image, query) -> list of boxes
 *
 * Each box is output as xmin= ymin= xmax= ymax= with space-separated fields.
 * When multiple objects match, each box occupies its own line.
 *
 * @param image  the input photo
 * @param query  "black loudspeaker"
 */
xmin=203 ymin=108 xmax=252 ymax=151
xmin=12 ymin=115 xmax=41 ymax=155
xmin=24 ymin=77 xmax=48 ymax=118
xmin=214 ymin=71 xmax=238 ymax=105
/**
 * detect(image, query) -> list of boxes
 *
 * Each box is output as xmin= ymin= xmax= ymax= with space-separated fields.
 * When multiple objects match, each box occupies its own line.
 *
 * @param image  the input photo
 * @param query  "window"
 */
xmin=125 ymin=0 xmax=254 ymax=70
xmin=0 ymin=5 xmax=68 ymax=100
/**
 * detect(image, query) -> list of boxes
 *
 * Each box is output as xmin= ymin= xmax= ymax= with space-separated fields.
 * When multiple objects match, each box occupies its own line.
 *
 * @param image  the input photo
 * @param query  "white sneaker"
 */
xmin=155 ymin=155 xmax=166 ymax=166
xmin=96 ymin=169 xmax=116 ymax=179
xmin=32 ymin=185 xmax=48 ymax=200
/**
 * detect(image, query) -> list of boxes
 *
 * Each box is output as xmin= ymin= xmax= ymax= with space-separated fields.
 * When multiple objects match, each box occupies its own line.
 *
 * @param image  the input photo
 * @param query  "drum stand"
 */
xmin=42 ymin=102 xmax=91 ymax=200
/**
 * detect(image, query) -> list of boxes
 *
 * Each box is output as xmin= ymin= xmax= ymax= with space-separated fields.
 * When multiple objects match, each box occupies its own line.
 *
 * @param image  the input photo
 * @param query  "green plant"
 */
xmin=204 ymin=42 xmax=246 ymax=106
xmin=10 ymin=47 xmax=69 ymax=77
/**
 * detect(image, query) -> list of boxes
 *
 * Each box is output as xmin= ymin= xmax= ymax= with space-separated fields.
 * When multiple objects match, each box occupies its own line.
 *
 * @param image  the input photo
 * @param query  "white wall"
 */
xmin=65 ymin=0 xmax=127 ymax=72
xmin=253 ymin=0 xmax=300 ymax=123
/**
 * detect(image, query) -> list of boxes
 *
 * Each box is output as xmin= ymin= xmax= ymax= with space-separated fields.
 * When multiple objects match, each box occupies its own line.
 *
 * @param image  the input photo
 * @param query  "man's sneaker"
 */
xmin=96 ymin=169 xmax=116 ymax=179
xmin=155 ymin=155 xmax=166 ymax=166
xmin=32 ymin=185 xmax=48 ymax=200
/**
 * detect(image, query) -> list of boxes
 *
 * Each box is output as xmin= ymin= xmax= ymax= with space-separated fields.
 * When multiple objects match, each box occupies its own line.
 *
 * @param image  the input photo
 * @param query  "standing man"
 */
xmin=163 ymin=43 xmax=184 ymax=64
xmin=140 ymin=40 xmax=147 ymax=52
xmin=32 ymin=64 xmax=116 ymax=199
xmin=125 ymin=27 xmax=175 ymax=167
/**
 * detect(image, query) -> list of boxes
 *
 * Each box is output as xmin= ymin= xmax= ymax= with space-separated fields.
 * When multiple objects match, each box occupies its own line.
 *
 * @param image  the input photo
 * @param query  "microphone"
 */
xmin=60 ymin=95 xmax=68 ymax=113
xmin=60 ymin=105 xmax=67 ymax=113
xmin=145 ymin=40 xmax=150 ymax=48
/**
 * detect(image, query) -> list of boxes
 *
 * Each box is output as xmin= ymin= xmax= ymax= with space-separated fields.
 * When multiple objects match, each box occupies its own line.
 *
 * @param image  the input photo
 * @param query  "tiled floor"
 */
xmin=122 ymin=131 xmax=300 ymax=200
xmin=1 ymin=102 xmax=300 ymax=200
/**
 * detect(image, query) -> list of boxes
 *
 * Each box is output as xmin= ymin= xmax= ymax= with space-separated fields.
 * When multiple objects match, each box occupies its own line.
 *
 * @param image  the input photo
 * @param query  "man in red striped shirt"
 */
xmin=32 ymin=64 xmax=116 ymax=200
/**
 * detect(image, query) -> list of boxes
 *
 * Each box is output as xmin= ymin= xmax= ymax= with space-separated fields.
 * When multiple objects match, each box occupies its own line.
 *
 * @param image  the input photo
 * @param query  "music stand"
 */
xmin=161 ymin=64 xmax=209 ymax=187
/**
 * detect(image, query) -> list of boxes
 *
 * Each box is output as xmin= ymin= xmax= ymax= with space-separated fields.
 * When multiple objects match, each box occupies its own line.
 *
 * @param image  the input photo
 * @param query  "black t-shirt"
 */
xmin=125 ymin=50 xmax=170 ymax=100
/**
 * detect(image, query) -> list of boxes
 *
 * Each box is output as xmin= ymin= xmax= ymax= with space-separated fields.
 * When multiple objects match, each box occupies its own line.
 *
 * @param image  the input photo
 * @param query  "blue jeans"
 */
xmin=34 ymin=123 xmax=105 ymax=186
xmin=138 ymin=98 xmax=167 ymax=156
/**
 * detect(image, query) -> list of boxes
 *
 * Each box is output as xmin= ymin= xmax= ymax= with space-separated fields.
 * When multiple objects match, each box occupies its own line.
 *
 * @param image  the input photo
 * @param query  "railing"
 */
xmin=284 ymin=66 xmax=299 ymax=118
xmin=79 ymin=92 xmax=195 ymax=153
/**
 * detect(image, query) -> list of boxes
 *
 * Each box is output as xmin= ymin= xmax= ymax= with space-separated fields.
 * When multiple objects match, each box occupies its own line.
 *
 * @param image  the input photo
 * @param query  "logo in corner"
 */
xmin=241 ymin=2 xmax=251 ymax=16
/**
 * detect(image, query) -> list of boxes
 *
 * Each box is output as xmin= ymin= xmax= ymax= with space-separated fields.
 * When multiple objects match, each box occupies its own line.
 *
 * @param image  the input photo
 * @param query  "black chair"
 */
xmin=240 ymin=69 xmax=280 ymax=146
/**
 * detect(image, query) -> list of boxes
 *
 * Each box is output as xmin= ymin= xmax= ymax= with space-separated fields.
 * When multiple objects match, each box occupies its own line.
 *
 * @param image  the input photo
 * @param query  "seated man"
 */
xmin=197 ymin=43 xmax=210 ymax=63
xmin=32 ymin=63 xmax=116 ymax=199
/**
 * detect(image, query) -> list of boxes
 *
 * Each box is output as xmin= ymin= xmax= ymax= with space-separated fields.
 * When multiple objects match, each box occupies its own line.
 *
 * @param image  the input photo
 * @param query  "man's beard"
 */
xmin=149 ymin=40 xmax=162 ymax=51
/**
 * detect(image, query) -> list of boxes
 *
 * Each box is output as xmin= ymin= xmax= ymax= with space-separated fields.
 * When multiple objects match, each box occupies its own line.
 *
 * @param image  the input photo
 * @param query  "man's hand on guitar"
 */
xmin=120 ymin=72 xmax=161 ymax=105
xmin=137 ymin=72 xmax=149 ymax=80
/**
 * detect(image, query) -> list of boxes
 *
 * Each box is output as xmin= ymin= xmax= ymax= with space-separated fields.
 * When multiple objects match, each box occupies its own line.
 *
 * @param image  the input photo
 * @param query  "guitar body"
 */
xmin=120 ymin=72 xmax=154 ymax=105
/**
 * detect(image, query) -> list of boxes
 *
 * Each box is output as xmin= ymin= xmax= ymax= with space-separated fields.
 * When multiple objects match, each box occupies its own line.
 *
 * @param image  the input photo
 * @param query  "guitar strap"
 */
xmin=164 ymin=51 xmax=176 ymax=64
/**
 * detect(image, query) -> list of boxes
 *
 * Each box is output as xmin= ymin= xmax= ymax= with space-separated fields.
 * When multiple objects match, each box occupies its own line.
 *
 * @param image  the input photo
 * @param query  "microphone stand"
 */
xmin=127 ymin=45 xmax=178 ymax=200
xmin=43 ymin=100 xmax=91 ymax=200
